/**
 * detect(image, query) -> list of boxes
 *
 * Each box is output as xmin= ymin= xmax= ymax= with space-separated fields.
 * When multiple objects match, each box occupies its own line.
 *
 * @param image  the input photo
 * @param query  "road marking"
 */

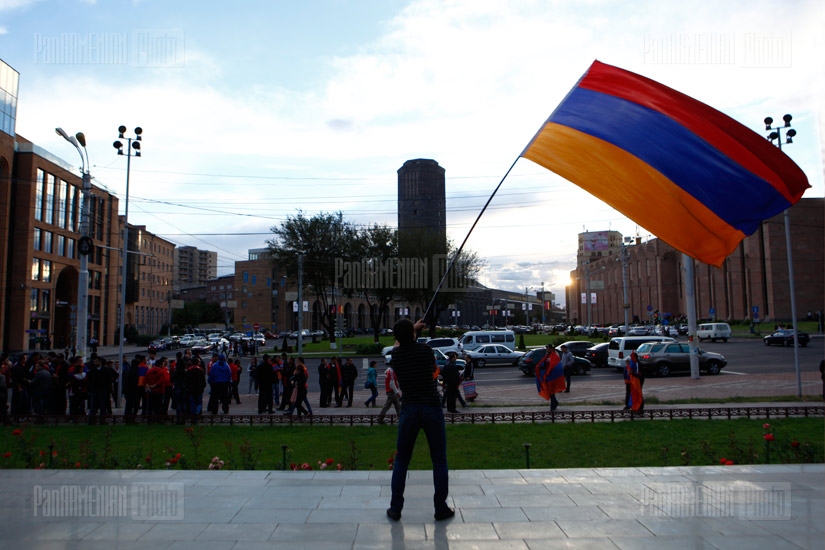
xmin=721 ymin=370 xmax=748 ymax=375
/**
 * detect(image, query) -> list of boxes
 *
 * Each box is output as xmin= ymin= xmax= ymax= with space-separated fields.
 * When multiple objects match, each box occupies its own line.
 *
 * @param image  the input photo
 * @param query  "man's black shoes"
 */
xmin=386 ymin=508 xmax=401 ymax=521
xmin=434 ymin=507 xmax=455 ymax=521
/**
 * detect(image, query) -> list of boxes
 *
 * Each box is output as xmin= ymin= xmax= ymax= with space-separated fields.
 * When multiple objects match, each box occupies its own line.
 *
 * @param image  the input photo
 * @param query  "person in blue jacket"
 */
xmin=207 ymin=354 xmax=232 ymax=414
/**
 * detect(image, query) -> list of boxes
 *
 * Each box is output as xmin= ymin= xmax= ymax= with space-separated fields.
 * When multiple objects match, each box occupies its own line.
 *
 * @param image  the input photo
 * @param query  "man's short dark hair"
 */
xmin=393 ymin=318 xmax=415 ymax=346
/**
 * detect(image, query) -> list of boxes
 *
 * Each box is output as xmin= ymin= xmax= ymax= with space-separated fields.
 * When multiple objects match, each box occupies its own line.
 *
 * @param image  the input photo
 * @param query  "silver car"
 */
xmin=465 ymin=344 xmax=525 ymax=368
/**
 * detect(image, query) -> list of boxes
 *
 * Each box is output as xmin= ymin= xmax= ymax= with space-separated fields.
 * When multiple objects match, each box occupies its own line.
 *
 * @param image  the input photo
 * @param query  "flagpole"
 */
xmin=422 ymin=156 xmax=521 ymax=322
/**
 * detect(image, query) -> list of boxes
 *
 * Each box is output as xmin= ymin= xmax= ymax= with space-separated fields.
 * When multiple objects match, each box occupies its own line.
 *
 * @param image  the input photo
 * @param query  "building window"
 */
xmin=31 ymin=257 xmax=40 ymax=281
xmin=57 ymin=234 xmax=65 ymax=257
xmin=41 ymin=289 xmax=50 ymax=313
xmin=67 ymin=238 xmax=75 ymax=259
xmin=33 ymin=227 xmax=41 ymax=251
xmin=30 ymin=288 xmax=38 ymax=311
xmin=45 ymin=173 xmax=55 ymax=225
xmin=35 ymin=170 xmax=44 ymax=221
xmin=43 ymin=231 xmax=52 ymax=254
xmin=67 ymin=185 xmax=76 ymax=232
xmin=42 ymin=260 xmax=51 ymax=283
xmin=57 ymin=179 xmax=67 ymax=229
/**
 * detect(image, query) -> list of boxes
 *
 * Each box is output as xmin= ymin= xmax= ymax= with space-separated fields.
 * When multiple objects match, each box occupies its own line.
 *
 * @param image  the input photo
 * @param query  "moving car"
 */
xmin=607 ymin=336 xmax=676 ymax=371
xmin=458 ymin=330 xmax=516 ymax=352
xmin=696 ymin=322 xmax=732 ymax=343
xmin=427 ymin=337 xmax=461 ymax=355
xmin=464 ymin=344 xmax=525 ymax=368
xmin=558 ymin=341 xmax=595 ymax=357
xmin=636 ymin=341 xmax=726 ymax=377
xmin=763 ymin=329 xmax=810 ymax=347
xmin=147 ymin=340 xmax=166 ymax=353
xmin=584 ymin=342 xmax=610 ymax=368
xmin=517 ymin=348 xmax=592 ymax=376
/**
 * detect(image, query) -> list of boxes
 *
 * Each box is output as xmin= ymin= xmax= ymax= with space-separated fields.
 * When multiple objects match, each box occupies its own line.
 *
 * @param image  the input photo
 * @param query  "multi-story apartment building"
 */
xmin=174 ymin=245 xmax=217 ymax=289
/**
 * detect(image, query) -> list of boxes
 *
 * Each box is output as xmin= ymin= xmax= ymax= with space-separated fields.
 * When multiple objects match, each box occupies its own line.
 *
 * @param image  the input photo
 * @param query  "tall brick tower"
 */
xmin=397 ymin=158 xmax=446 ymax=258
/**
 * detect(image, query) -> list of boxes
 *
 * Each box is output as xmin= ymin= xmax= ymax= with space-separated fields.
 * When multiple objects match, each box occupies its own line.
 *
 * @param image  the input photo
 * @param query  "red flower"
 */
xmin=39 ymin=450 xmax=45 ymax=456
xmin=388 ymin=457 xmax=395 ymax=464
xmin=145 ymin=455 xmax=152 ymax=463
xmin=724 ymin=460 xmax=734 ymax=466
xmin=325 ymin=458 xmax=334 ymax=465
xmin=791 ymin=441 xmax=800 ymax=448
xmin=52 ymin=451 xmax=58 ymax=457
xmin=719 ymin=457 xmax=728 ymax=464
xmin=764 ymin=433 xmax=775 ymax=442
xmin=169 ymin=458 xmax=178 ymax=465
xmin=11 ymin=429 xmax=22 ymax=436
xmin=762 ymin=423 xmax=771 ymax=430
xmin=3 ymin=452 xmax=11 ymax=459
xmin=74 ymin=462 xmax=82 ymax=468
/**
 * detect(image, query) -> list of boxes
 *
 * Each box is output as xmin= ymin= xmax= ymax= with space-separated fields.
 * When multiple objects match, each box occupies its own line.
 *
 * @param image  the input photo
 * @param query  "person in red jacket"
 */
xmin=144 ymin=357 xmax=170 ymax=418
xmin=230 ymin=358 xmax=242 ymax=405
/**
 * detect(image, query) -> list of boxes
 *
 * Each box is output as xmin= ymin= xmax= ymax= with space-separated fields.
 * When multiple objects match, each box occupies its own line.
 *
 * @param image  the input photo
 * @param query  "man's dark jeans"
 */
xmin=390 ymin=403 xmax=449 ymax=515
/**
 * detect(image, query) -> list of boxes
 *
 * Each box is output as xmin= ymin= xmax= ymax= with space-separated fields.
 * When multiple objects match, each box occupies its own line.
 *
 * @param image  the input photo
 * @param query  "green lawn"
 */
xmin=2 ymin=418 xmax=821 ymax=471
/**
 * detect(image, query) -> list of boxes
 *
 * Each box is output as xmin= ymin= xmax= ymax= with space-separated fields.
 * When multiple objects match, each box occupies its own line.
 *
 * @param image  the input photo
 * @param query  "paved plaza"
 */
xmin=1 ymin=464 xmax=822 ymax=549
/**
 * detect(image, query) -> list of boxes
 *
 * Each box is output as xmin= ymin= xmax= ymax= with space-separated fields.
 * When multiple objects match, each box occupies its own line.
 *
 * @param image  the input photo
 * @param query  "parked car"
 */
xmin=636 ymin=341 xmax=726 ymax=377
xmin=161 ymin=336 xmax=179 ymax=350
xmin=558 ymin=340 xmax=595 ymax=357
xmin=608 ymin=325 xmax=625 ymax=337
xmin=627 ymin=325 xmax=650 ymax=336
xmin=191 ymin=341 xmax=211 ymax=355
xmin=384 ymin=347 xmax=465 ymax=370
xmin=517 ymin=348 xmax=592 ymax=376
xmin=677 ymin=324 xmax=689 ymax=335
xmin=463 ymin=344 xmax=524 ymax=368
xmin=147 ymin=340 xmax=166 ymax=353
xmin=179 ymin=334 xmax=195 ymax=347
xmin=584 ymin=342 xmax=610 ymax=368
xmin=208 ymin=336 xmax=230 ymax=349
xmin=763 ymin=329 xmax=810 ymax=347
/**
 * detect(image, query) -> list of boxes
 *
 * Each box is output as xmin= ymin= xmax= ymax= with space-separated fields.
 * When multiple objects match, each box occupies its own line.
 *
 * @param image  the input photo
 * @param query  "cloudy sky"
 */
xmin=2 ymin=0 xmax=823 ymax=307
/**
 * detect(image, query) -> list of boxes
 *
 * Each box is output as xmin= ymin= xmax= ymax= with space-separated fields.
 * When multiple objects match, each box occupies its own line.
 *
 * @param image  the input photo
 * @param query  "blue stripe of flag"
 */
xmin=549 ymin=87 xmax=793 ymax=235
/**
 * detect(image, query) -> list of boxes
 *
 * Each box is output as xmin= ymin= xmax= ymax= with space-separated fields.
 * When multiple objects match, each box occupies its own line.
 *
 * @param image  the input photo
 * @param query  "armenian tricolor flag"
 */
xmin=535 ymin=351 xmax=566 ymax=401
xmin=521 ymin=61 xmax=809 ymax=267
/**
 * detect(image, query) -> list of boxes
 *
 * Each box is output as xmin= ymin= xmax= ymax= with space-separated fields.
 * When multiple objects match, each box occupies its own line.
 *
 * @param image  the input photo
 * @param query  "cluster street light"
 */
xmin=764 ymin=114 xmax=802 ymax=397
xmin=114 ymin=126 xmax=142 ymax=381
xmin=56 ymin=128 xmax=93 ymax=363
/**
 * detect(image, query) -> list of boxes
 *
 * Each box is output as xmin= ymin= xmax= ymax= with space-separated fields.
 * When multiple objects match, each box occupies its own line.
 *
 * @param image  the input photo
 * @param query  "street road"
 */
xmin=469 ymin=337 xmax=825 ymax=390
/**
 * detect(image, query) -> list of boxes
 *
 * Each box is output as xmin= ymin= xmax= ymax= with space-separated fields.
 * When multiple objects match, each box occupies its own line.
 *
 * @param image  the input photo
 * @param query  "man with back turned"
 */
xmin=386 ymin=318 xmax=454 ymax=522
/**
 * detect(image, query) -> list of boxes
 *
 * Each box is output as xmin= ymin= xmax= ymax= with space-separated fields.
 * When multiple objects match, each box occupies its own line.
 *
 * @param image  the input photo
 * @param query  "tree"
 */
xmin=396 ymin=230 xmax=484 ymax=336
xmin=267 ymin=211 xmax=360 ymax=344
xmin=338 ymin=224 xmax=399 ymax=343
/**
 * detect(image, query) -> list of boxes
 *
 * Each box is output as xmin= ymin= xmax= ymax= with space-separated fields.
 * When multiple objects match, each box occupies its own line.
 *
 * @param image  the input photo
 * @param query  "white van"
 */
xmin=697 ymin=323 xmax=731 ymax=343
xmin=607 ymin=336 xmax=676 ymax=371
xmin=459 ymin=330 xmax=516 ymax=352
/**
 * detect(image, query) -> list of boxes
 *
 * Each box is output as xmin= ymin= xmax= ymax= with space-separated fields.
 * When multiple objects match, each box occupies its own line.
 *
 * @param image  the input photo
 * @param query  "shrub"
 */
xmin=356 ymin=343 xmax=384 ymax=355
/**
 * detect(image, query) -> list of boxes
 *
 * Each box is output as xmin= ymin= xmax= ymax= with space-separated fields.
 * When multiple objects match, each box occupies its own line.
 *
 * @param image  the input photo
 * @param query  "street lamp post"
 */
xmin=540 ymin=281 xmax=545 ymax=326
xmin=56 ymin=128 xmax=91 ymax=363
xmin=114 ymin=126 xmax=142 ymax=391
xmin=764 ymin=114 xmax=802 ymax=397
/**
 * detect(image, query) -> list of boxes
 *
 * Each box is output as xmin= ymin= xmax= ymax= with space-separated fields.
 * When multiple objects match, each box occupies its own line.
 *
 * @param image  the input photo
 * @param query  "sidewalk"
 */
xmin=2 ymin=465 xmax=822 ymax=548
